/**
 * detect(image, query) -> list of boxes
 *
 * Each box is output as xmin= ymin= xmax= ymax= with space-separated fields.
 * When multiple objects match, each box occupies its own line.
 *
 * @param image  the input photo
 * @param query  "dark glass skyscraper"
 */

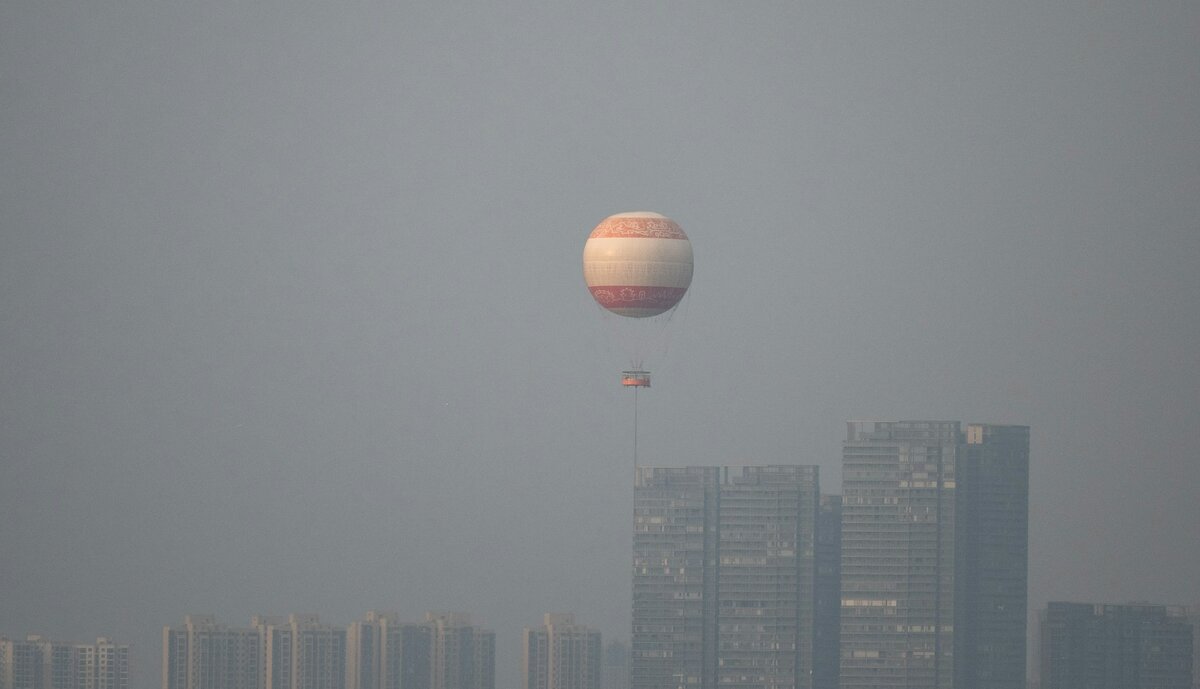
xmin=955 ymin=424 xmax=1030 ymax=689
xmin=813 ymin=495 xmax=842 ymax=689
xmin=632 ymin=465 xmax=822 ymax=689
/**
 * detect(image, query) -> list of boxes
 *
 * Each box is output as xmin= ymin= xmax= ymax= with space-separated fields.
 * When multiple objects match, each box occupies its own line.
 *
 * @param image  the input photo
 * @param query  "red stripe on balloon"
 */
xmin=588 ymin=285 xmax=688 ymax=310
xmin=589 ymin=217 xmax=687 ymax=240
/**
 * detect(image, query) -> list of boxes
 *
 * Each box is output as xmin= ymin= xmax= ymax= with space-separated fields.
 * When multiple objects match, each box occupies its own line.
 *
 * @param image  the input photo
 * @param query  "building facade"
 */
xmin=345 ymin=611 xmax=436 ymax=689
xmin=347 ymin=612 xmax=394 ymax=689
xmin=259 ymin=615 xmax=346 ymax=689
xmin=839 ymin=421 xmax=1029 ymax=689
xmin=813 ymin=495 xmax=842 ymax=689
xmin=522 ymin=614 xmax=601 ymax=689
xmin=840 ymin=421 xmax=960 ymax=689
xmin=360 ymin=612 xmax=491 ymax=689
xmin=954 ymin=424 xmax=1030 ymax=689
xmin=425 ymin=614 xmax=494 ymax=689
xmin=1039 ymin=602 xmax=1193 ymax=689
xmin=162 ymin=615 xmax=261 ymax=689
xmin=162 ymin=612 xmax=488 ymax=689
xmin=1 ymin=635 xmax=129 ymax=689
xmin=1186 ymin=604 xmax=1200 ymax=689
xmin=632 ymin=465 xmax=822 ymax=689
xmin=89 ymin=639 xmax=130 ymax=689
xmin=600 ymin=641 xmax=628 ymax=689
xmin=163 ymin=614 xmax=325 ymax=689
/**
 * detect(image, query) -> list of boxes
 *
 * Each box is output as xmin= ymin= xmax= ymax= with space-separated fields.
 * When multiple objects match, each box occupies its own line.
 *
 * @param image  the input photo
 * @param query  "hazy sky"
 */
xmin=2 ymin=3 xmax=1198 ymax=688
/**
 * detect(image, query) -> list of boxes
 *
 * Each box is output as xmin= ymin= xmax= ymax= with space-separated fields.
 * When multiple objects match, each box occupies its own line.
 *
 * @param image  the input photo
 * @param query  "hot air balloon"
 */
xmin=582 ymin=212 xmax=693 ymax=388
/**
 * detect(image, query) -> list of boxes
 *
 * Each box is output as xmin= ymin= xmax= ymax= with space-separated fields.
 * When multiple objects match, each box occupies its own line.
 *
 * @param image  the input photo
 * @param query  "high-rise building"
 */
xmin=161 ymin=612 xmax=489 ymax=689
xmin=600 ymin=641 xmax=628 ymax=689
xmin=345 ymin=611 xmax=433 ymax=689
xmin=162 ymin=615 xmax=261 ymax=689
xmin=633 ymin=466 xmax=718 ymax=689
xmin=839 ymin=421 xmax=1029 ymax=689
xmin=522 ymin=614 xmax=601 ymax=689
xmin=163 ymin=625 xmax=189 ymax=689
xmin=1184 ymin=604 xmax=1200 ymax=689
xmin=163 ymin=611 xmax=441 ymax=689
xmin=813 ymin=495 xmax=842 ymax=689
xmin=1038 ymin=602 xmax=1193 ymax=689
xmin=0 ymin=636 xmax=44 ymax=689
xmin=256 ymin=617 xmax=292 ymax=689
xmin=1 ymin=635 xmax=129 ymax=689
xmin=346 ymin=614 xmax=384 ymax=689
xmin=425 ymin=614 xmax=494 ymax=689
xmin=259 ymin=615 xmax=346 ymax=689
xmin=391 ymin=625 xmax=432 ymax=689
xmin=347 ymin=612 xmax=392 ymax=689
xmin=0 ymin=636 xmax=38 ymax=689
xmin=632 ymin=465 xmax=822 ymax=689
xmin=954 ymin=424 xmax=1031 ymax=689
xmin=840 ymin=421 xmax=961 ymax=689
xmin=91 ymin=638 xmax=130 ymax=689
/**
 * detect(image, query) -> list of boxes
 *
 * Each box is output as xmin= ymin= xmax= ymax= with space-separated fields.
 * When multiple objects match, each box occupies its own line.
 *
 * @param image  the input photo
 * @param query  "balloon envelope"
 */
xmin=582 ymin=212 xmax=693 ymax=317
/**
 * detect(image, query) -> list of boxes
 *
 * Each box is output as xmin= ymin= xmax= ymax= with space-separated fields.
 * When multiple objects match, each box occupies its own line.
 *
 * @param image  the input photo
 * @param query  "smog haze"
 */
xmin=2 ymin=3 xmax=1198 ymax=688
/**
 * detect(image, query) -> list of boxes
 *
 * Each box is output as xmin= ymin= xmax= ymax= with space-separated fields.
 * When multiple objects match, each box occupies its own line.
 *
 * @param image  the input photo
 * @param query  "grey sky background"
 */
xmin=2 ymin=3 xmax=1198 ymax=688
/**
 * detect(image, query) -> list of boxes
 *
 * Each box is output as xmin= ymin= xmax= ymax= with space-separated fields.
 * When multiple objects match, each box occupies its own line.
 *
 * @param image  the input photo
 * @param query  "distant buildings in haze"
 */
xmin=0 ymin=635 xmax=129 ymax=689
xmin=163 ymin=612 xmax=493 ymax=689
xmin=1188 ymin=605 xmax=1200 ymax=689
xmin=626 ymin=421 xmax=1032 ymax=689
xmin=813 ymin=494 xmax=842 ymax=689
xmin=630 ymin=464 xmax=835 ymax=689
xmin=260 ymin=615 xmax=346 ymax=689
xmin=163 ymin=614 xmax=346 ymax=689
xmin=600 ymin=641 xmax=627 ymax=689
xmin=839 ymin=421 xmax=1030 ymax=689
xmin=522 ymin=613 xmax=601 ymax=689
xmin=36 ymin=418 xmax=1200 ymax=689
xmin=162 ymin=614 xmax=260 ymax=689
xmin=423 ymin=613 xmax=494 ymax=689
xmin=1038 ymin=602 xmax=1193 ymax=689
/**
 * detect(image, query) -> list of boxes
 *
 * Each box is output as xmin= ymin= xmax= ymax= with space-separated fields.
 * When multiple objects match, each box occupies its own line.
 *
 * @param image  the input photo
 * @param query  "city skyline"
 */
xmin=4 ymin=3 xmax=1198 ymax=689
xmin=11 ymin=592 xmax=1195 ymax=688
xmin=4 ymin=595 xmax=1195 ymax=689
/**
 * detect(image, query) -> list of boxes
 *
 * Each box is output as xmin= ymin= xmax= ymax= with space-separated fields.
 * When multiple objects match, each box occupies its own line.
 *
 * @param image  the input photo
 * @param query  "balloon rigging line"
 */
xmin=633 ymin=385 xmax=639 ymax=472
